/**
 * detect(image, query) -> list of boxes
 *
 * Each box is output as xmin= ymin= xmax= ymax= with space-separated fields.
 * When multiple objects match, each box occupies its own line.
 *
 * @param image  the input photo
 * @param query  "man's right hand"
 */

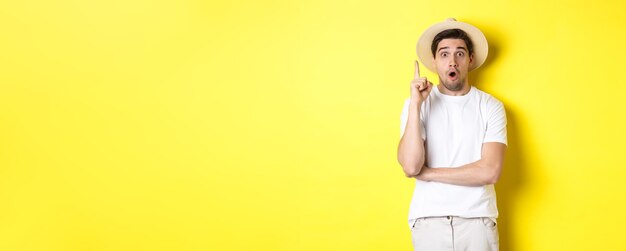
xmin=410 ymin=60 xmax=433 ymax=105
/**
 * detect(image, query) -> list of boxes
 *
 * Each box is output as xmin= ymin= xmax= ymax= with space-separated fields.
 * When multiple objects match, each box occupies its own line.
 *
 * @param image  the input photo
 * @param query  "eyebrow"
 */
xmin=437 ymin=46 xmax=468 ymax=53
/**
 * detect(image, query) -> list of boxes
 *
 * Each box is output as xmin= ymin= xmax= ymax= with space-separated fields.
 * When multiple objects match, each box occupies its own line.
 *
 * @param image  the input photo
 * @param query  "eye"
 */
xmin=456 ymin=51 xmax=464 ymax=57
xmin=441 ymin=52 xmax=448 ymax=57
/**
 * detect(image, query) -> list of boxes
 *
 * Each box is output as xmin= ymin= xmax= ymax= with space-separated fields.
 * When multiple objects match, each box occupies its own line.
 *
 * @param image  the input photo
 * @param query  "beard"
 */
xmin=439 ymin=77 xmax=465 ymax=92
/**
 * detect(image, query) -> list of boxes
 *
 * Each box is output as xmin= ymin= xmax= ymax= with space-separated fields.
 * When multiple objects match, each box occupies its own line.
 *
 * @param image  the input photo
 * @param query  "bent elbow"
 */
xmin=403 ymin=166 xmax=420 ymax=177
xmin=398 ymin=159 xmax=423 ymax=178
xmin=485 ymin=176 xmax=499 ymax=185
xmin=484 ymin=166 xmax=502 ymax=185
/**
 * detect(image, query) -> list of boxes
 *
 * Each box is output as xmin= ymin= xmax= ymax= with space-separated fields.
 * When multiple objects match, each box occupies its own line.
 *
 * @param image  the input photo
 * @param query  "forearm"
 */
xmin=397 ymin=100 xmax=425 ymax=177
xmin=413 ymin=143 xmax=506 ymax=186
xmin=414 ymin=161 xmax=500 ymax=187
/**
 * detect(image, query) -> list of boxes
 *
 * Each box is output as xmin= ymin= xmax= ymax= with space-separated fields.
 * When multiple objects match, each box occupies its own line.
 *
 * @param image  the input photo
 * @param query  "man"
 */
xmin=397 ymin=18 xmax=507 ymax=251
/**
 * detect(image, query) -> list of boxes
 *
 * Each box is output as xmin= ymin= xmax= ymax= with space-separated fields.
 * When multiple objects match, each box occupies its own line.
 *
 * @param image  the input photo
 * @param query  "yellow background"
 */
xmin=1 ymin=0 xmax=625 ymax=250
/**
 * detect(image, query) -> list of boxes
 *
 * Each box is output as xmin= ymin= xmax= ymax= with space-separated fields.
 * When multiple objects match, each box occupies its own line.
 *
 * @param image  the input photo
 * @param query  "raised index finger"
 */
xmin=414 ymin=60 xmax=420 ymax=79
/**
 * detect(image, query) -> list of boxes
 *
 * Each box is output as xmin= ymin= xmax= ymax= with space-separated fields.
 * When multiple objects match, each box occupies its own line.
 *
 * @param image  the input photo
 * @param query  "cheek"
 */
xmin=461 ymin=58 xmax=471 ymax=67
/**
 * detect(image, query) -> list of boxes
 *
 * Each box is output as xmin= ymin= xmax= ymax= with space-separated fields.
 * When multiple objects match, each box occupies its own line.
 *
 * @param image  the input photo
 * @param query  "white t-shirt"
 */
xmin=400 ymin=86 xmax=507 ymax=225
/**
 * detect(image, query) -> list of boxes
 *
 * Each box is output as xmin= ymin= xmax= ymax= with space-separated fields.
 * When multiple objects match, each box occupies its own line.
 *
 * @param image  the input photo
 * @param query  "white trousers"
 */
xmin=409 ymin=216 xmax=499 ymax=251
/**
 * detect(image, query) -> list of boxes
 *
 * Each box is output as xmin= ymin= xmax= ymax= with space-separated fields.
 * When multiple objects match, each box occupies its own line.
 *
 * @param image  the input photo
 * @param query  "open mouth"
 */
xmin=448 ymin=71 xmax=457 ymax=79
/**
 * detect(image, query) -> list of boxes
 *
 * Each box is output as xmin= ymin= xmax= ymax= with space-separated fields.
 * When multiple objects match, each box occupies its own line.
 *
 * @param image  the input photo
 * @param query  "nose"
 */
xmin=449 ymin=58 xmax=457 ymax=68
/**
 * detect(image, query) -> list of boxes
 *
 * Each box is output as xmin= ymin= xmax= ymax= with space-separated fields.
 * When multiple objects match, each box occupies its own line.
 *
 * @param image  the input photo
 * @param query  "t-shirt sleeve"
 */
xmin=399 ymin=97 xmax=425 ymax=140
xmin=484 ymin=99 xmax=508 ymax=145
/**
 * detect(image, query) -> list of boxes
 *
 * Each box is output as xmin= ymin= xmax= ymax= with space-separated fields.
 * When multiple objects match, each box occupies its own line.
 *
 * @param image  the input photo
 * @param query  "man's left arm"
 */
xmin=412 ymin=142 xmax=506 ymax=187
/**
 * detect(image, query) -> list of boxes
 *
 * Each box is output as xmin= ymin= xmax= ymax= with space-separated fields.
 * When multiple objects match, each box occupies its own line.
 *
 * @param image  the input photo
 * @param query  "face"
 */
xmin=433 ymin=38 xmax=473 ymax=92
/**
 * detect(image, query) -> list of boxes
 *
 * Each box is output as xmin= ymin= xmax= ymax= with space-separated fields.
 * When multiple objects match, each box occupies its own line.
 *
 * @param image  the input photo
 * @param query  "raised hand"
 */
xmin=410 ymin=60 xmax=433 ymax=105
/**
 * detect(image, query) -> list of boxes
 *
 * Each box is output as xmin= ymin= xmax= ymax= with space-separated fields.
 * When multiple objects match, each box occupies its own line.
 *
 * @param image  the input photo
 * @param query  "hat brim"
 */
xmin=417 ymin=19 xmax=488 ymax=73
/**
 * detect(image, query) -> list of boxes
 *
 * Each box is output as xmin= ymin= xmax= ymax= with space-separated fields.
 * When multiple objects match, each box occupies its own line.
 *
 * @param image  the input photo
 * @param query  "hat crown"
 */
xmin=445 ymin=18 xmax=457 ymax=22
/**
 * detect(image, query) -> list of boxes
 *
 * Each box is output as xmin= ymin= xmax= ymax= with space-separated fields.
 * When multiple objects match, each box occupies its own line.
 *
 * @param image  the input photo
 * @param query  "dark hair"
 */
xmin=431 ymin=29 xmax=474 ymax=57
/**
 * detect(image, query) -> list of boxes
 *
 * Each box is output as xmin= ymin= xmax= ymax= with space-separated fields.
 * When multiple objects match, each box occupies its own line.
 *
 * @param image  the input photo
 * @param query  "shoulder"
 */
xmin=473 ymin=87 xmax=504 ymax=109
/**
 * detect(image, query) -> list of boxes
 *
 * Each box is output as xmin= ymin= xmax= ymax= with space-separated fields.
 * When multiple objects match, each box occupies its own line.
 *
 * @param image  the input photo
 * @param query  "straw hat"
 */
xmin=416 ymin=18 xmax=489 ymax=72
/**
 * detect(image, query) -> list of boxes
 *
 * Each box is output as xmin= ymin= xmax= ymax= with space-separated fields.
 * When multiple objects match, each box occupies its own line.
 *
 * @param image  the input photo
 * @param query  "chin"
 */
xmin=442 ymin=81 xmax=464 ymax=92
